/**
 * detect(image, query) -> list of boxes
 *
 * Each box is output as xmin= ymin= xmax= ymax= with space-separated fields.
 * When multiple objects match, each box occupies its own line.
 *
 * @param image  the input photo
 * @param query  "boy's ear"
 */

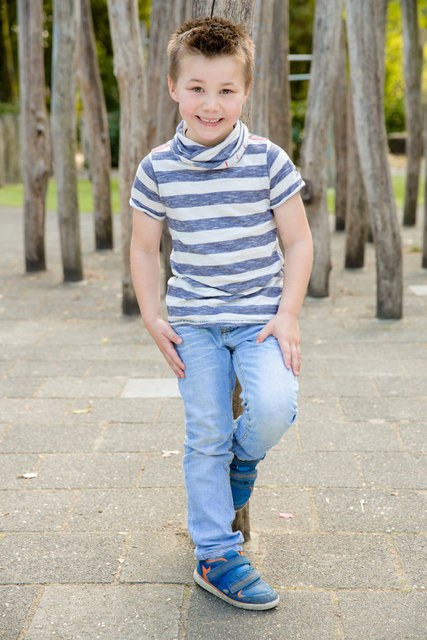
xmin=168 ymin=77 xmax=179 ymax=102
xmin=243 ymin=82 xmax=252 ymax=102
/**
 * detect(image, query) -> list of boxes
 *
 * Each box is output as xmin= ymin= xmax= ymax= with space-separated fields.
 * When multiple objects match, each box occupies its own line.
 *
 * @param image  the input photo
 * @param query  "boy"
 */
xmin=130 ymin=17 xmax=313 ymax=610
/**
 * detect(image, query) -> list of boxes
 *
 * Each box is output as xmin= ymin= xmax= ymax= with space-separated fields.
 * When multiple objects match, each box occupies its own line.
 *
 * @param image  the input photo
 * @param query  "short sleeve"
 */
xmin=129 ymin=154 xmax=166 ymax=221
xmin=267 ymin=142 xmax=305 ymax=210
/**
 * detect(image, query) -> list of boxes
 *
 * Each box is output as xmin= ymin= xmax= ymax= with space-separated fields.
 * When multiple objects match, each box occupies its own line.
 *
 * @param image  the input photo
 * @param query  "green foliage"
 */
xmin=384 ymin=0 xmax=405 ymax=133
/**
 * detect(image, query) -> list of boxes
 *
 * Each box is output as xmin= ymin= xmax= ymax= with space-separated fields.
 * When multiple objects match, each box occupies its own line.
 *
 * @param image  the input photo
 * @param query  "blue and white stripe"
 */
xmin=130 ymin=120 xmax=304 ymax=327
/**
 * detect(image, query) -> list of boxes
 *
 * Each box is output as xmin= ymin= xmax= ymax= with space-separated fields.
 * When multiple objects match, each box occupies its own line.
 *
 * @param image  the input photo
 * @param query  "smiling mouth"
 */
xmin=197 ymin=116 xmax=223 ymax=125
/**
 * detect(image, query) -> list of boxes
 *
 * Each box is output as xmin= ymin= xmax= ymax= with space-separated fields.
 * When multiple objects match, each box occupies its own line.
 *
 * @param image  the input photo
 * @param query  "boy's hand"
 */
xmin=256 ymin=312 xmax=301 ymax=376
xmin=145 ymin=318 xmax=186 ymax=379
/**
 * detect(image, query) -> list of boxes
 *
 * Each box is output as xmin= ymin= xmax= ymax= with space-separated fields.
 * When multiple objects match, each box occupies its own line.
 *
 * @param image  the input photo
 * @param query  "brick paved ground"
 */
xmin=0 ymin=205 xmax=425 ymax=639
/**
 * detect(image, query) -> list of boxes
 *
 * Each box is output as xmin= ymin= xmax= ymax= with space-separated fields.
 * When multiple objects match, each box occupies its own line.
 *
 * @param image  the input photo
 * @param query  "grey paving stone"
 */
xmin=185 ymin=587 xmax=340 ymax=640
xmin=98 ymin=421 xmax=185 ymax=452
xmin=399 ymin=358 xmax=427 ymax=377
xmin=296 ymin=397 xmax=344 ymax=423
xmin=120 ymin=530 xmax=194 ymax=583
xmin=358 ymin=452 xmax=427 ymax=489
xmin=354 ymin=342 xmax=426 ymax=360
xmin=393 ymin=534 xmax=427 ymax=588
xmin=397 ymin=422 xmax=427 ymax=452
xmin=374 ymin=376 xmax=427 ymax=398
xmin=0 ymin=378 xmax=42 ymax=399
xmin=35 ymin=376 xmax=126 ymax=399
xmin=0 ymin=585 xmax=39 ymax=640
xmin=65 ymin=398 xmax=160 ymax=424
xmin=338 ymin=591 xmax=426 ymax=640
xmin=298 ymin=420 xmax=402 ymax=452
xmin=0 ymin=533 xmax=124 ymax=584
xmin=0 ymin=422 xmax=101 ymax=453
xmin=258 ymin=451 xmax=361 ymax=488
xmin=322 ymin=358 xmax=405 ymax=377
xmin=0 ymin=399 xmax=71 ymax=424
xmin=140 ymin=453 xmax=185 ymax=488
xmin=0 ymin=490 xmax=76 ymax=531
xmin=0 ymin=454 xmax=41 ymax=490
xmin=10 ymin=359 xmax=92 ymax=377
xmin=66 ymin=488 xmax=187 ymax=532
xmin=298 ymin=374 xmax=375 ymax=397
xmin=25 ymin=584 xmax=184 ymax=640
xmin=314 ymin=489 xmax=426 ymax=533
xmin=31 ymin=453 xmax=143 ymax=489
xmin=262 ymin=533 xmax=401 ymax=589
xmin=270 ymin=425 xmax=300 ymax=450
xmin=156 ymin=398 xmax=185 ymax=423
xmin=250 ymin=487 xmax=315 ymax=532
xmin=340 ymin=397 xmax=427 ymax=422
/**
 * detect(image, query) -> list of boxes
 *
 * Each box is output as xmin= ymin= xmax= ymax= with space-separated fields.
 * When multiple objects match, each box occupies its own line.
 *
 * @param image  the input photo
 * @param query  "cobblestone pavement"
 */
xmin=0 ymin=205 xmax=425 ymax=639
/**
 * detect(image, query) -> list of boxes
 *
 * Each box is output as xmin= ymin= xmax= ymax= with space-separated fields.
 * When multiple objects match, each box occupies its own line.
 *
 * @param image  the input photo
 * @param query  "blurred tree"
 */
xmin=0 ymin=0 xmax=18 ymax=103
xmin=300 ymin=0 xmax=343 ymax=298
xmin=400 ymin=0 xmax=422 ymax=227
xmin=77 ymin=0 xmax=113 ymax=250
xmin=51 ymin=0 xmax=83 ymax=282
xmin=346 ymin=0 xmax=402 ymax=319
xmin=18 ymin=0 xmax=49 ymax=272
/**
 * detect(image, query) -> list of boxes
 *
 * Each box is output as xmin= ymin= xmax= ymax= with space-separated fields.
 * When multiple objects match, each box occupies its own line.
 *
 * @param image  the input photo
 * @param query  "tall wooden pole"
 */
xmin=51 ymin=0 xmax=83 ymax=282
xmin=18 ymin=0 xmax=49 ymax=272
xmin=107 ymin=0 xmax=148 ymax=314
xmin=77 ymin=0 xmax=113 ymax=250
xmin=346 ymin=0 xmax=403 ymax=319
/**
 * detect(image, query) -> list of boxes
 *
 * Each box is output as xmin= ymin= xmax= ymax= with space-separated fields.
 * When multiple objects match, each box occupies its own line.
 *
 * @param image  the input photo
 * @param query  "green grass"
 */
xmin=0 ymin=177 xmax=119 ymax=213
xmin=0 ymin=174 xmax=424 ymax=214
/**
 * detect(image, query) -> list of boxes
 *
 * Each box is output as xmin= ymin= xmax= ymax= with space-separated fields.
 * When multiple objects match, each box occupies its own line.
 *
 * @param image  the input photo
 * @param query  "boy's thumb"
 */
xmin=256 ymin=328 xmax=266 ymax=344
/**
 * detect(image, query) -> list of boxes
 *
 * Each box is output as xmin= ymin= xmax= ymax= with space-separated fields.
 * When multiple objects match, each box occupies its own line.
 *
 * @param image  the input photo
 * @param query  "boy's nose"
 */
xmin=202 ymin=93 xmax=219 ymax=111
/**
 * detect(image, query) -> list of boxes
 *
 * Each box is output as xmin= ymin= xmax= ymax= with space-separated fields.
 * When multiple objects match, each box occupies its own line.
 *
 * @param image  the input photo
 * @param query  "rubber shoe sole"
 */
xmin=193 ymin=567 xmax=280 ymax=610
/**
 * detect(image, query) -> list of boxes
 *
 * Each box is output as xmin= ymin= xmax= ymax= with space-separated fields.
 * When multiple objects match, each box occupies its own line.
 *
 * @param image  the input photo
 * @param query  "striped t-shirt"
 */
xmin=130 ymin=119 xmax=304 ymax=327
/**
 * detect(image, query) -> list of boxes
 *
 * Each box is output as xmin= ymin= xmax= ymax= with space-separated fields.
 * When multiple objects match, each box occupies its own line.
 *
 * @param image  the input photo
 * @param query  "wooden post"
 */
xmin=333 ymin=17 xmax=348 ymax=232
xmin=191 ymin=0 xmax=255 ymax=542
xmin=346 ymin=0 xmax=403 ymax=319
xmin=107 ymin=0 xmax=148 ymax=314
xmin=51 ymin=0 xmax=83 ymax=282
xmin=77 ymin=0 xmax=113 ymax=250
xmin=269 ymin=0 xmax=292 ymax=156
xmin=17 ymin=0 xmax=49 ymax=272
xmin=400 ymin=0 xmax=423 ymax=227
xmin=300 ymin=0 xmax=343 ymax=298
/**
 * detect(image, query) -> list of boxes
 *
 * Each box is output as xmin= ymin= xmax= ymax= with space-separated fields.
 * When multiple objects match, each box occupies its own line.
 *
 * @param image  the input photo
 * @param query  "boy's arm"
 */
xmin=256 ymin=192 xmax=313 ymax=376
xmin=130 ymin=211 xmax=185 ymax=378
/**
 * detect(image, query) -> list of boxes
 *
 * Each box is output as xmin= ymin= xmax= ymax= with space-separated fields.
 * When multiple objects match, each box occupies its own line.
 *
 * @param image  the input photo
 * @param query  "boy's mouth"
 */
xmin=197 ymin=116 xmax=223 ymax=125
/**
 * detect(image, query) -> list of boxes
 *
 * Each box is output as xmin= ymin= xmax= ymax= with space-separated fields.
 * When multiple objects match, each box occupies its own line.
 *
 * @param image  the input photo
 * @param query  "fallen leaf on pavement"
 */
xmin=278 ymin=513 xmax=294 ymax=519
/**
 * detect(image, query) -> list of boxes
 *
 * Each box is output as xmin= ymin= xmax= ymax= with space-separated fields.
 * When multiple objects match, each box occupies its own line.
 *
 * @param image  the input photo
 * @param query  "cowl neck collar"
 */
xmin=170 ymin=119 xmax=249 ymax=170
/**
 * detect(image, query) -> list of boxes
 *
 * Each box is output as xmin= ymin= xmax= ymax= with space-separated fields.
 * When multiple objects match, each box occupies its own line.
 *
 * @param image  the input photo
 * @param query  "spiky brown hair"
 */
xmin=167 ymin=17 xmax=254 ymax=90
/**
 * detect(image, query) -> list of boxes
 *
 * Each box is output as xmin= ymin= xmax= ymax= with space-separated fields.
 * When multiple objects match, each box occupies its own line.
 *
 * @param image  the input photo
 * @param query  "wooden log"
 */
xmin=77 ymin=0 xmax=113 ymax=250
xmin=51 ymin=0 xmax=83 ymax=282
xmin=300 ymin=0 xmax=343 ymax=298
xmin=18 ymin=0 xmax=49 ymax=272
xmin=107 ymin=0 xmax=148 ymax=314
xmin=346 ymin=0 xmax=403 ymax=319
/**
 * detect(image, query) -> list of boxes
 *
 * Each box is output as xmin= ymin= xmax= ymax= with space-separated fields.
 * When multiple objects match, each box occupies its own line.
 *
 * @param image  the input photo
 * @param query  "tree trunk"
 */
xmin=17 ymin=0 xmax=49 ymax=273
xmin=107 ymin=0 xmax=148 ymax=314
xmin=400 ymin=0 xmax=423 ymax=227
xmin=251 ymin=0 xmax=273 ymax=138
xmin=191 ymin=0 xmax=255 ymax=543
xmin=269 ymin=0 xmax=292 ymax=156
xmin=300 ymin=0 xmax=343 ymax=298
xmin=346 ymin=0 xmax=402 ymax=319
xmin=77 ymin=0 xmax=113 ymax=250
xmin=333 ymin=18 xmax=347 ymax=232
xmin=1 ymin=0 xmax=18 ymax=103
xmin=147 ymin=0 xmax=191 ymax=292
xmin=345 ymin=83 xmax=368 ymax=269
xmin=51 ymin=0 xmax=83 ymax=282
xmin=423 ymin=93 xmax=427 ymax=269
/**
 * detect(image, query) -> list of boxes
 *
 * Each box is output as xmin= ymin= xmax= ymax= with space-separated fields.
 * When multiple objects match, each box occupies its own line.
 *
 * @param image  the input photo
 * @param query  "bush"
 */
xmin=108 ymin=110 xmax=120 ymax=168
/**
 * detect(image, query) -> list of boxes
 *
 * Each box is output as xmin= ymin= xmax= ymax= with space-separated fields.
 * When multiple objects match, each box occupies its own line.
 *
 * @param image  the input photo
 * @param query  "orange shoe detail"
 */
xmin=202 ymin=565 xmax=212 ymax=581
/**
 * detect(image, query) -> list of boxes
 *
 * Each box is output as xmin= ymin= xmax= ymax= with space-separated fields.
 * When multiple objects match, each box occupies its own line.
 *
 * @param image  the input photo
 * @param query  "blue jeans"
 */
xmin=175 ymin=324 xmax=299 ymax=560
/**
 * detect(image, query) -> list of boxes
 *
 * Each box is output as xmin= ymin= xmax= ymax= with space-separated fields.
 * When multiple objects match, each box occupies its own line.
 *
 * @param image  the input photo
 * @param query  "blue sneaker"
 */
xmin=230 ymin=456 xmax=260 ymax=511
xmin=194 ymin=550 xmax=279 ymax=610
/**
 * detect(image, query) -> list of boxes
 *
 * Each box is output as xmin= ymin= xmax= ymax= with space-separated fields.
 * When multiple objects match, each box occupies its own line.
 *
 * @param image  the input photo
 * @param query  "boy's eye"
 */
xmin=220 ymin=89 xmax=233 ymax=94
xmin=191 ymin=87 xmax=204 ymax=93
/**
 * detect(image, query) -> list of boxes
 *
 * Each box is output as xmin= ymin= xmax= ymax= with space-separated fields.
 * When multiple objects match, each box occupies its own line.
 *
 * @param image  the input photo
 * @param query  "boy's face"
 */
xmin=168 ymin=53 xmax=250 ymax=147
